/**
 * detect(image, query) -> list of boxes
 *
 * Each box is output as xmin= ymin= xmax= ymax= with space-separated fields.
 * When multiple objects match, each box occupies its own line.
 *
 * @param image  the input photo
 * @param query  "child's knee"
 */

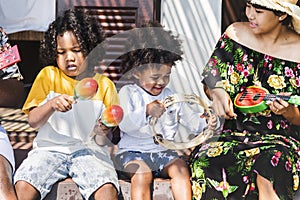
xmin=131 ymin=171 xmax=153 ymax=185
xmin=94 ymin=183 xmax=118 ymax=199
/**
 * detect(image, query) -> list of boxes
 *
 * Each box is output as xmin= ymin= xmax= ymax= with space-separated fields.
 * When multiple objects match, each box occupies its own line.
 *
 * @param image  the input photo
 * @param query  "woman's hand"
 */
xmin=267 ymin=92 xmax=300 ymax=125
xmin=210 ymin=88 xmax=237 ymax=120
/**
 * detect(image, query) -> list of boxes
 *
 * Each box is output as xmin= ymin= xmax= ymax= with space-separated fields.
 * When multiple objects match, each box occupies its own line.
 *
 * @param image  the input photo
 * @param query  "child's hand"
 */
xmin=90 ymin=119 xmax=112 ymax=146
xmin=146 ymin=100 xmax=166 ymax=118
xmin=92 ymin=119 xmax=111 ymax=136
xmin=51 ymin=94 xmax=74 ymax=112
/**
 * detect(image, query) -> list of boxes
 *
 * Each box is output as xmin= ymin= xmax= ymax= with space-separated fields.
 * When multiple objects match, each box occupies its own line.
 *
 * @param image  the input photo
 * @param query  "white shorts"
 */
xmin=14 ymin=148 xmax=119 ymax=199
xmin=0 ymin=126 xmax=15 ymax=172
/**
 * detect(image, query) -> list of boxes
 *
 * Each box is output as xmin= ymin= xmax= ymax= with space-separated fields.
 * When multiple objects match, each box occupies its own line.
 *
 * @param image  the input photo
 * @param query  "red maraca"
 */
xmin=101 ymin=105 xmax=124 ymax=127
xmin=74 ymin=77 xmax=98 ymax=100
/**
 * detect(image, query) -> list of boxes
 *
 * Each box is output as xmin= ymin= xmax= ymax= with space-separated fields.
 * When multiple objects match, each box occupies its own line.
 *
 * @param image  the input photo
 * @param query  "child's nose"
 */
xmin=157 ymin=77 xmax=166 ymax=85
xmin=66 ymin=52 xmax=75 ymax=61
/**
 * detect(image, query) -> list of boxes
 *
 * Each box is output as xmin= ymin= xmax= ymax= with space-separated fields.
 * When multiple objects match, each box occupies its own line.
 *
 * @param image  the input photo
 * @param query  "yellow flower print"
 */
xmin=244 ymin=148 xmax=260 ymax=157
xmin=215 ymin=80 xmax=231 ymax=91
xmin=267 ymin=75 xmax=286 ymax=89
xmin=233 ymin=132 xmax=247 ymax=137
xmin=230 ymin=72 xmax=240 ymax=85
xmin=207 ymin=147 xmax=223 ymax=157
xmin=294 ymin=174 xmax=299 ymax=191
xmin=209 ymin=141 xmax=224 ymax=147
xmin=192 ymin=181 xmax=203 ymax=200
xmin=245 ymin=158 xmax=253 ymax=170
xmin=289 ymin=78 xmax=298 ymax=89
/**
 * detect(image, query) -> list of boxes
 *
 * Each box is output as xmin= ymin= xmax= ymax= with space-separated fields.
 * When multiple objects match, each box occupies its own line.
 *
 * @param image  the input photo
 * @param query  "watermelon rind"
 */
xmin=234 ymin=86 xmax=269 ymax=113
xmin=236 ymin=101 xmax=268 ymax=113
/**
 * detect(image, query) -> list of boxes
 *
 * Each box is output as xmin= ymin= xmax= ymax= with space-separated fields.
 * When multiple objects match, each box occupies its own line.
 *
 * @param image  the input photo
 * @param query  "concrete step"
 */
xmin=44 ymin=178 xmax=174 ymax=200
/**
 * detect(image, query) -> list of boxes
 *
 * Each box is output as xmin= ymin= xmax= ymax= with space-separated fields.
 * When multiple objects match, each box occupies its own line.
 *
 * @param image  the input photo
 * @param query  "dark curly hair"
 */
xmin=120 ymin=21 xmax=183 ymax=76
xmin=39 ymin=8 xmax=106 ymax=68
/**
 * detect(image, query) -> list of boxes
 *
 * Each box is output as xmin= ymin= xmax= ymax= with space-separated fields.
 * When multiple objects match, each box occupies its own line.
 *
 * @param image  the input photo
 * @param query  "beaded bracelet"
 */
xmin=211 ymin=81 xmax=225 ymax=90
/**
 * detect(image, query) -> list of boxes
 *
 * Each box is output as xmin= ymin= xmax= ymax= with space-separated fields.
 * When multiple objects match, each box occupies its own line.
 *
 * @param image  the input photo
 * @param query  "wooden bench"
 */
xmin=0 ymin=107 xmax=174 ymax=200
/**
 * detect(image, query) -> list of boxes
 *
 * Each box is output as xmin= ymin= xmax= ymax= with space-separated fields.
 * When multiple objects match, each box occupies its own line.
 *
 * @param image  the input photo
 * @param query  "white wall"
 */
xmin=161 ymin=0 xmax=222 ymax=97
xmin=0 ymin=0 xmax=55 ymax=34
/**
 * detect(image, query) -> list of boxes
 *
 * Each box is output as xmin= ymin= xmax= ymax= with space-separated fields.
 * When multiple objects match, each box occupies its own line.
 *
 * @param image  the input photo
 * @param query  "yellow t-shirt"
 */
xmin=22 ymin=66 xmax=119 ymax=153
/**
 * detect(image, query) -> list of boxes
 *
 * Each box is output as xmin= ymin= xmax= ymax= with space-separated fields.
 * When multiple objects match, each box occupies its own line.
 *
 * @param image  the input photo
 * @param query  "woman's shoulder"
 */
xmin=224 ymin=22 xmax=300 ymax=62
xmin=225 ymin=22 xmax=253 ymax=43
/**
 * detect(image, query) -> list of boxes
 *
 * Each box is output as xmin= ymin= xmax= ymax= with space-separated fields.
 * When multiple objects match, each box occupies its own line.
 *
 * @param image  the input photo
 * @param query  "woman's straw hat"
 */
xmin=250 ymin=0 xmax=300 ymax=34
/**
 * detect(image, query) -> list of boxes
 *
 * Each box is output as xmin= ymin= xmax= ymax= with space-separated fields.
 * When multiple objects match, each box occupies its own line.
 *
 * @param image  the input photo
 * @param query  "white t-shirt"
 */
xmin=0 ymin=126 xmax=15 ymax=172
xmin=117 ymin=84 xmax=207 ymax=153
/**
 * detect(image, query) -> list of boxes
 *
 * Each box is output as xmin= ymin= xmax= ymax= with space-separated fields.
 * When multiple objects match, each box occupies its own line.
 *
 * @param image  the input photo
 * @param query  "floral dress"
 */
xmin=189 ymin=33 xmax=300 ymax=200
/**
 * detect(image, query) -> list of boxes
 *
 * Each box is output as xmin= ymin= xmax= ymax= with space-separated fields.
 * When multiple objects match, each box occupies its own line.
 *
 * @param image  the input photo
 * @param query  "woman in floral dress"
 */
xmin=190 ymin=0 xmax=300 ymax=199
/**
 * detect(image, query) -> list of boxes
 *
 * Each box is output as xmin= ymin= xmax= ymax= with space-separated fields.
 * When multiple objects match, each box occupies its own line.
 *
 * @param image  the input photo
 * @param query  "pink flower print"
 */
xmin=285 ymin=67 xmax=295 ymax=78
xmin=264 ymin=55 xmax=273 ymax=61
xmin=228 ymin=64 xmax=234 ymax=74
xmin=199 ymin=143 xmax=210 ymax=151
xmin=208 ymin=58 xmax=217 ymax=67
xmin=296 ymin=160 xmax=300 ymax=171
xmin=275 ymin=151 xmax=282 ymax=157
xmin=271 ymin=156 xmax=280 ymax=167
xmin=211 ymin=68 xmax=219 ymax=77
xmin=296 ymin=77 xmax=300 ymax=87
xmin=221 ymin=41 xmax=226 ymax=48
xmin=297 ymin=63 xmax=300 ymax=69
xmin=280 ymin=120 xmax=288 ymax=129
xmin=285 ymin=159 xmax=292 ymax=171
xmin=283 ymin=137 xmax=290 ymax=143
xmin=236 ymin=63 xmax=244 ymax=72
xmin=263 ymin=61 xmax=268 ymax=67
xmin=243 ymin=176 xmax=249 ymax=184
xmin=247 ymin=64 xmax=253 ymax=71
xmin=268 ymin=63 xmax=273 ymax=69
xmin=271 ymin=151 xmax=282 ymax=167
xmin=267 ymin=120 xmax=273 ymax=129
xmin=242 ymin=54 xmax=248 ymax=62
xmin=242 ymin=69 xmax=249 ymax=77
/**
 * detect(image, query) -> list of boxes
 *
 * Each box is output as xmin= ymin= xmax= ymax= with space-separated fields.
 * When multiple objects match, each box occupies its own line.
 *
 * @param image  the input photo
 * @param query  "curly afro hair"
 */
xmin=39 ymin=8 xmax=106 ymax=67
xmin=120 ymin=20 xmax=183 ymax=76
